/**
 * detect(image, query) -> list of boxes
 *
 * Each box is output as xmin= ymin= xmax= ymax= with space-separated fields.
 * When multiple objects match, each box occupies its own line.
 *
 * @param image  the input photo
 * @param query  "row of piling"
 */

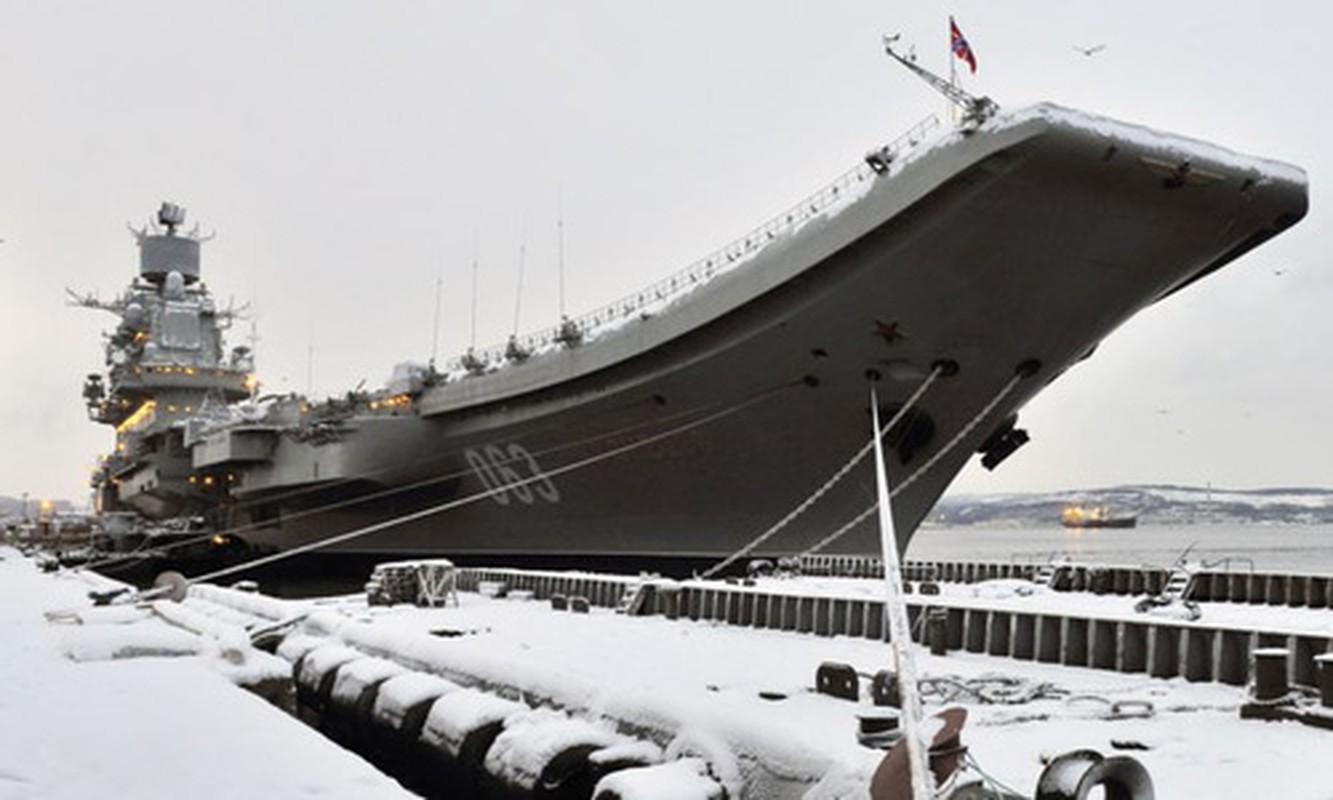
xmin=799 ymin=555 xmax=1333 ymax=608
xmin=454 ymin=567 xmax=1333 ymax=693
xmin=1187 ymin=570 xmax=1333 ymax=608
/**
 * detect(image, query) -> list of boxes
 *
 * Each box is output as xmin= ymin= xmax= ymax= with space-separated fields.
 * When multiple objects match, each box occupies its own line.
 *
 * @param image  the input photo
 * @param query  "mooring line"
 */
xmin=699 ymin=366 xmax=944 ymax=578
xmin=182 ymin=387 xmax=781 ymax=587
xmin=82 ymin=383 xmax=795 ymax=573
xmin=798 ymin=371 xmax=1026 ymax=557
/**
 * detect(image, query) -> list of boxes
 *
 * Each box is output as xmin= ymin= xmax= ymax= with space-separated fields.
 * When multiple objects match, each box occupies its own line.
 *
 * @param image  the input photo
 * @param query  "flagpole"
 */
xmin=949 ymin=55 xmax=958 ymax=124
xmin=948 ymin=22 xmax=959 ymax=125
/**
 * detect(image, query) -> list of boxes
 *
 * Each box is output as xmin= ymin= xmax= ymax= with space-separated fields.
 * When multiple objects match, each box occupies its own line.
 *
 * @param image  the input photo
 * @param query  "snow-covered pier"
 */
xmin=456 ymin=564 xmax=1333 ymax=690
xmin=6 ymin=547 xmax=1333 ymax=798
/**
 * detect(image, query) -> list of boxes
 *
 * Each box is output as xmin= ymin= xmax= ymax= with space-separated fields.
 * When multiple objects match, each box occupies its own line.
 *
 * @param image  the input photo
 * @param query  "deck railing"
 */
xmin=444 ymin=114 xmax=942 ymax=372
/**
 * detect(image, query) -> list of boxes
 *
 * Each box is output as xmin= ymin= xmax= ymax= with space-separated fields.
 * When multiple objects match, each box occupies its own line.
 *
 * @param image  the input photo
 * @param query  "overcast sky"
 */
xmin=2 ymin=1 xmax=1328 ymax=505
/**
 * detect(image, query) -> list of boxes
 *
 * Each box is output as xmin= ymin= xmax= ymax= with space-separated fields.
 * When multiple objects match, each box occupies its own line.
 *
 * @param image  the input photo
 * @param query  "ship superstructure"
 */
xmin=73 ymin=203 xmax=254 ymax=519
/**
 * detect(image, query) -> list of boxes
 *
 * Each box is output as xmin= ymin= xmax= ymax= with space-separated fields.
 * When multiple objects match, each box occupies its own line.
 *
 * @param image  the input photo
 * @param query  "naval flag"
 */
xmin=949 ymin=16 xmax=977 ymax=74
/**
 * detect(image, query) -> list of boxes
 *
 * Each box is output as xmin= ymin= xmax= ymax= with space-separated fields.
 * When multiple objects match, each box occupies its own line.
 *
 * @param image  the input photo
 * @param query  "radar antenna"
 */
xmin=882 ymin=34 xmax=998 ymax=127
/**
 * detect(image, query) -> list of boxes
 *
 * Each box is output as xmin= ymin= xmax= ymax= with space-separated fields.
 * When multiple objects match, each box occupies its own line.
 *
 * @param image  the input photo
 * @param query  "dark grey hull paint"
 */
xmin=223 ymin=108 xmax=1307 ymax=563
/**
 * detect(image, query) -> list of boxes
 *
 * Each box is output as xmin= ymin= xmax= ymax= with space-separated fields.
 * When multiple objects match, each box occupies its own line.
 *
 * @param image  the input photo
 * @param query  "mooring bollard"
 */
xmin=1252 ymin=648 xmax=1290 ymax=701
xmin=871 ymin=669 xmax=900 ymax=708
xmin=815 ymin=661 xmax=859 ymax=702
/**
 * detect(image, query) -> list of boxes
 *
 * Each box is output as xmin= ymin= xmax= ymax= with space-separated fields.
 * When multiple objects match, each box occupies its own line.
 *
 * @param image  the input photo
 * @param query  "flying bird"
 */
xmin=1073 ymin=44 xmax=1106 ymax=57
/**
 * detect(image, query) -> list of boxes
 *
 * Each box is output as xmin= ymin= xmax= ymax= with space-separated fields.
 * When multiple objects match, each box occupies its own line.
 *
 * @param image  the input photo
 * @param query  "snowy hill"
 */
xmin=932 ymin=485 xmax=1333 ymax=527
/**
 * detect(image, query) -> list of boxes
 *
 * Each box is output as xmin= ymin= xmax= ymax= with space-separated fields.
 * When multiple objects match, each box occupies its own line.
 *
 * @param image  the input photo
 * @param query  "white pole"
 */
xmin=871 ymin=388 xmax=933 ymax=800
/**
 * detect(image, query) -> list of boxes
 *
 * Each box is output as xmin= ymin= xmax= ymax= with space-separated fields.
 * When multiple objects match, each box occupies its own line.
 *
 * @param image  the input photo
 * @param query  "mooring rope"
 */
xmin=81 ymin=384 xmax=792 ymax=573
xmin=698 ymin=366 xmax=945 ymax=579
xmin=181 ymin=387 xmax=781 ymax=587
xmin=797 ymin=371 xmax=1025 ymax=557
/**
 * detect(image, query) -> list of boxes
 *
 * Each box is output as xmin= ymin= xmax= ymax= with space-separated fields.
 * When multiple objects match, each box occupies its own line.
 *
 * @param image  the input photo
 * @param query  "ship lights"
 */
xmin=115 ymin=400 xmax=157 ymax=434
xmin=369 ymin=393 xmax=412 ymax=411
xmin=1061 ymin=505 xmax=1109 ymax=525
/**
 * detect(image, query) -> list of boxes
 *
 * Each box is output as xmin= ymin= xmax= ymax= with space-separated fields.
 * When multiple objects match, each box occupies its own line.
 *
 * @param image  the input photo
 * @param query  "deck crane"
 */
xmin=882 ymin=34 xmax=998 ymax=128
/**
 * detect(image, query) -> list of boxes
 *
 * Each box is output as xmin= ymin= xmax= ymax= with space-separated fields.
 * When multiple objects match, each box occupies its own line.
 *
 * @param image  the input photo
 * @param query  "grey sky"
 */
xmin=2 ymin=1 xmax=1329 ymax=504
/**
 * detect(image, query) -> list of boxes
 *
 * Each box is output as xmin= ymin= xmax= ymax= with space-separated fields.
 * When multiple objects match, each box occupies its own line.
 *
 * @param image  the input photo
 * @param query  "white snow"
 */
xmin=370 ymin=670 xmax=461 ymax=728
xmin=483 ymin=707 xmax=626 ymax=789
xmin=7 ymin=545 xmax=1333 ymax=798
xmin=997 ymin=103 xmax=1309 ymax=186
xmin=296 ymin=642 xmax=364 ymax=692
xmin=329 ymin=655 xmax=408 ymax=706
xmin=0 ymin=547 xmax=413 ymax=799
xmin=592 ymin=757 xmax=724 ymax=800
xmin=420 ymin=687 xmax=526 ymax=756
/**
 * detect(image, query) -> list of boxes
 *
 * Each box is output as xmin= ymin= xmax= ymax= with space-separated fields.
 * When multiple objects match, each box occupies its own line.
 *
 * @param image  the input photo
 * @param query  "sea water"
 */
xmin=909 ymin=523 xmax=1333 ymax=574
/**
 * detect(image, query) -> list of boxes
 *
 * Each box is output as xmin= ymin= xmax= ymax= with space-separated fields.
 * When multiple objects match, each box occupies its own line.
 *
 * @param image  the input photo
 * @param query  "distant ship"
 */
xmin=1060 ymin=505 xmax=1138 ymax=530
xmin=72 ymin=57 xmax=1305 ymax=572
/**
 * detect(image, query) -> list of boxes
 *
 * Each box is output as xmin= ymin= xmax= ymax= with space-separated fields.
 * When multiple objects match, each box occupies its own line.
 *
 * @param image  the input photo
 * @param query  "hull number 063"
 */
xmin=464 ymin=443 xmax=560 ymax=506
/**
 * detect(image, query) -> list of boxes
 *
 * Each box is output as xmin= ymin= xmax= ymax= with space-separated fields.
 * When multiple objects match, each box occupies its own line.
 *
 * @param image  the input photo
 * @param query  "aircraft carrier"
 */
xmin=74 ymin=78 xmax=1307 ymax=573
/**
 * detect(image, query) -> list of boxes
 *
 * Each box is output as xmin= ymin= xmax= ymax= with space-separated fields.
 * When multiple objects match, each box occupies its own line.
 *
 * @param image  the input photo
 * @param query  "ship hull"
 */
xmin=210 ymin=107 xmax=1304 ymax=567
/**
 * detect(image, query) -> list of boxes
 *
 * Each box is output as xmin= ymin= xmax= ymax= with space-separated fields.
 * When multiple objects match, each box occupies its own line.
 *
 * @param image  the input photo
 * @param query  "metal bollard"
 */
xmin=871 ymin=669 xmax=900 ymax=708
xmin=1252 ymin=647 xmax=1290 ymax=701
xmin=815 ymin=661 xmax=859 ymax=702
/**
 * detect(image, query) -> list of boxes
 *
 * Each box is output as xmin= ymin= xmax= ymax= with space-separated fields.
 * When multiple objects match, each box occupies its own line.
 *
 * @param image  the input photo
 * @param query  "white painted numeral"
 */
xmin=464 ymin=442 xmax=559 ymax=505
